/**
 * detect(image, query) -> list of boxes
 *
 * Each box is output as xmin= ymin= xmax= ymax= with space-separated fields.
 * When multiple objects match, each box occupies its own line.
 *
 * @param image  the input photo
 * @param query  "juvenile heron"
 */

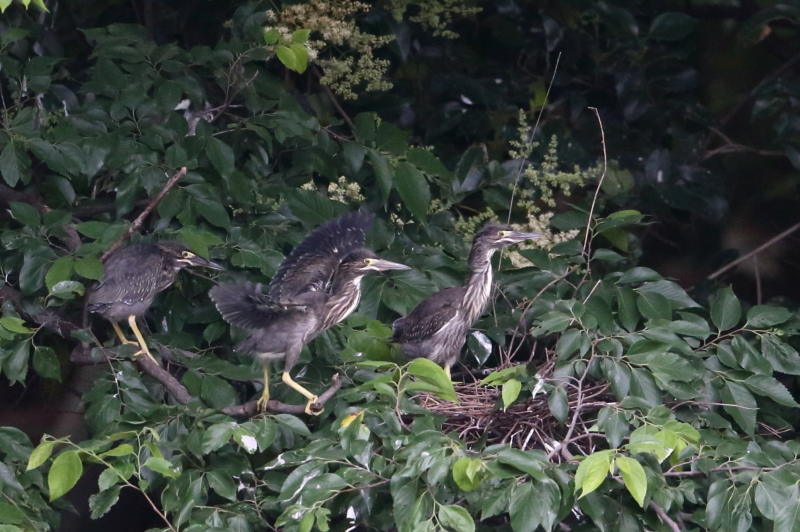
xmin=392 ymin=222 xmax=540 ymax=380
xmin=210 ymin=212 xmax=410 ymax=414
xmin=88 ymin=241 xmax=223 ymax=362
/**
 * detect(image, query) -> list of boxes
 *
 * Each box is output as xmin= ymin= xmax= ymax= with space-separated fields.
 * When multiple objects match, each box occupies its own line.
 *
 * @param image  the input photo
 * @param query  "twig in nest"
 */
xmin=101 ymin=167 xmax=187 ymax=262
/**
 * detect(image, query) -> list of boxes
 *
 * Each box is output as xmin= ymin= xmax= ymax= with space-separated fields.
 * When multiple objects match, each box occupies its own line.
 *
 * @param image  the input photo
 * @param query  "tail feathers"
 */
xmin=209 ymin=282 xmax=278 ymax=330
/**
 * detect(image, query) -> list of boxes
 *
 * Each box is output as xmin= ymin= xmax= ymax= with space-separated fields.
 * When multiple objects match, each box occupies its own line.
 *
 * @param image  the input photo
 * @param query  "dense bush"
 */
xmin=2 ymin=1 xmax=800 ymax=532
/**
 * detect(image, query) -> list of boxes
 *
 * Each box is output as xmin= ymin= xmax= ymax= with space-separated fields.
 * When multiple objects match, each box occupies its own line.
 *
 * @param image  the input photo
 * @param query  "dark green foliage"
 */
xmin=2 ymin=1 xmax=800 ymax=532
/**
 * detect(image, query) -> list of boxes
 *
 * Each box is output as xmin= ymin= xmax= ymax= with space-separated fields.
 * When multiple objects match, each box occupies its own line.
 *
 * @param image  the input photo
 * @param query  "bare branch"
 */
xmin=101 ymin=167 xmax=187 ymax=262
xmin=707 ymin=219 xmax=800 ymax=280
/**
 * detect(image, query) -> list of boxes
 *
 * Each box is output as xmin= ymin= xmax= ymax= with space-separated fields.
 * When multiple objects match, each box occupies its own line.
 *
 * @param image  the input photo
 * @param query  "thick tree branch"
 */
xmin=69 ymin=344 xmax=342 ymax=416
xmin=101 ymin=167 xmax=187 ymax=262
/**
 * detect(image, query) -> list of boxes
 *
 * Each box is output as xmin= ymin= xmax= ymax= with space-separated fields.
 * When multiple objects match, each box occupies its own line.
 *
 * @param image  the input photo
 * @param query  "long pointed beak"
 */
xmin=194 ymin=257 xmax=225 ymax=270
xmin=368 ymin=259 xmax=412 ymax=272
xmin=505 ymin=231 xmax=542 ymax=244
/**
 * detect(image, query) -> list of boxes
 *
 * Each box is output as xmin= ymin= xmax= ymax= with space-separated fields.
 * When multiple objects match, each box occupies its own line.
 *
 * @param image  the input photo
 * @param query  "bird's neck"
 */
xmin=320 ymin=275 xmax=364 ymax=330
xmin=462 ymin=244 xmax=496 ymax=324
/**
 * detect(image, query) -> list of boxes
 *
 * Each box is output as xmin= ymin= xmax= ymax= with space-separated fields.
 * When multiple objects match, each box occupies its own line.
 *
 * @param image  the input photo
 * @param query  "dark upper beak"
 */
xmin=192 ymin=256 xmax=225 ymax=270
xmin=368 ymin=258 xmax=412 ymax=272
xmin=504 ymin=231 xmax=542 ymax=244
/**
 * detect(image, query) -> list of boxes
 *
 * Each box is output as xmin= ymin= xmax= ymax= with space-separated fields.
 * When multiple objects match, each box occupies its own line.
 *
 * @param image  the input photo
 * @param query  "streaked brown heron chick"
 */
xmin=210 ymin=212 xmax=410 ymax=414
xmin=88 ymin=242 xmax=223 ymax=363
xmin=392 ymin=222 xmax=541 ymax=380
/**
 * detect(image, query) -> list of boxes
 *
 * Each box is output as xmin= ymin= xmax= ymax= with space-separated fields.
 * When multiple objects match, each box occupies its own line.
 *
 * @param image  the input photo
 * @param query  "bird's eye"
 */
xmin=498 ymin=231 xmax=510 ymax=238
xmin=364 ymin=258 xmax=374 ymax=266
xmin=182 ymin=251 xmax=194 ymax=259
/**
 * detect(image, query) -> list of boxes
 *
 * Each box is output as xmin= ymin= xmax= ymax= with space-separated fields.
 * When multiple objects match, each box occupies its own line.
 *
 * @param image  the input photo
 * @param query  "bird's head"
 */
xmin=157 ymin=241 xmax=225 ymax=270
xmin=473 ymin=222 xmax=542 ymax=249
xmin=340 ymin=249 xmax=411 ymax=275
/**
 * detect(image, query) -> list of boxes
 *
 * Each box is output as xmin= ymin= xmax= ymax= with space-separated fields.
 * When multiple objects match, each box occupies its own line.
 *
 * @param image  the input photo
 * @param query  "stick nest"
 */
xmin=418 ymin=350 xmax=613 ymax=457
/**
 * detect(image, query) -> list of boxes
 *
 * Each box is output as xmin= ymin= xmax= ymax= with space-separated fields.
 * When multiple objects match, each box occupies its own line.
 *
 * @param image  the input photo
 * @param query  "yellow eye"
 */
xmin=182 ymin=251 xmax=194 ymax=259
xmin=498 ymin=231 xmax=510 ymax=238
xmin=364 ymin=258 xmax=374 ymax=266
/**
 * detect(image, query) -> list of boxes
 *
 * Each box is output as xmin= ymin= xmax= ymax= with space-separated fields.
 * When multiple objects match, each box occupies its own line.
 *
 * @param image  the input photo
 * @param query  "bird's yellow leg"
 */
xmin=281 ymin=371 xmax=321 ymax=415
xmin=257 ymin=364 xmax=270 ymax=412
xmin=444 ymin=364 xmax=452 ymax=382
xmin=127 ymin=315 xmax=159 ymax=363
xmin=111 ymin=321 xmax=138 ymax=345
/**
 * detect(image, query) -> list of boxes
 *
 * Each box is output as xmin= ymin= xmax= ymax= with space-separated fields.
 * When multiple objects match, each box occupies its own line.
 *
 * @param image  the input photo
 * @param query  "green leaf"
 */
xmin=27 ymin=440 xmax=54 ymax=470
xmin=636 ymin=291 xmax=671 ymax=321
xmin=0 ymin=142 xmax=30 ymax=187
xmin=263 ymin=28 xmax=280 ymax=44
xmin=774 ymin=500 xmax=800 ymax=532
xmin=275 ymin=45 xmax=298 ymax=71
xmin=495 ymin=448 xmax=547 ymax=479
xmin=744 ymin=375 xmax=799 ymax=407
xmin=73 ymin=257 xmax=104 ymax=281
xmin=33 ymin=346 xmax=60 ymax=381
xmin=143 ymin=456 xmax=181 ymax=478
xmin=452 ymin=458 xmax=482 ymax=491
xmin=649 ymin=12 xmax=697 ymax=41
xmin=615 ymin=456 xmax=647 ymax=507
xmin=201 ymin=422 xmax=235 ymax=454
xmin=88 ymin=485 xmax=121 ymax=519
xmin=292 ymin=29 xmax=310 ymax=43
xmin=548 ymin=385 xmax=569 ymax=424
xmin=438 ymin=505 xmax=474 ymax=532
xmin=8 ymin=202 xmax=40 ymax=226
xmin=367 ymin=149 xmax=393 ymax=204
xmin=48 ymin=450 xmax=82 ymax=500
xmin=502 ymin=378 xmax=522 ymax=409
xmin=45 ymin=256 xmax=74 ymax=290
xmin=200 ymin=375 xmax=238 ymax=409
xmin=395 ymin=162 xmax=430 ymax=222
xmin=207 ymin=469 xmax=237 ymax=501
xmin=4 ymin=340 xmax=30 ymax=384
xmin=618 ymin=267 xmax=662 ymax=284
xmin=407 ymin=358 xmax=457 ymax=402
xmin=273 ymin=414 xmax=311 ymax=436
xmin=289 ymin=43 xmax=308 ymax=73
xmin=509 ymin=482 xmax=541 ymax=532
xmin=746 ymin=305 xmax=792 ymax=328
xmin=574 ymin=450 xmax=613 ymax=498
xmin=98 ymin=444 xmax=134 ymax=458
xmin=710 ymin=286 xmax=741 ymax=331
xmin=617 ymin=287 xmax=639 ymax=332
xmin=0 ymin=317 xmax=32 ymax=334
xmin=0 ymin=503 xmax=25 ymax=525
xmin=206 ymin=137 xmax=235 ymax=178
xmin=720 ymin=381 xmax=757 ymax=434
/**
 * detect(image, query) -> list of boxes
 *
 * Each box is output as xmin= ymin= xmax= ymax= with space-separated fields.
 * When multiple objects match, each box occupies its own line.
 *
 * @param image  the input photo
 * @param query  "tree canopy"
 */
xmin=2 ymin=1 xmax=800 ymax=532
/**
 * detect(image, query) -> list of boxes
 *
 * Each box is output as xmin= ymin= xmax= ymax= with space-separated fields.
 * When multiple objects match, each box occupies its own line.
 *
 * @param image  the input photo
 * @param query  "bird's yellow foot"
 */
xmin=257 ymin=395 xmax=270 ymax=412
xmin=305 ymin=396 xmax=322 ymax=416
xmin=256 ymin=386 xmax=270 ymax=412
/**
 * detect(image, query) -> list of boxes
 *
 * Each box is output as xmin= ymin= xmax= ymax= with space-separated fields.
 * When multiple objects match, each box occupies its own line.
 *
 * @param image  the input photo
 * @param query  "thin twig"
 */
xmin=649 ymin=500 xmax=683 ymax=532
xmin=101 ymin=167 xmax=187 ymax=262
xmin=312 ymin=66 xmax=356 ymax=131
xmin=707 ymin=219 xmax=800 ymax=280
xmin=754 ymin=255 xmax=762 ymax=305
xmin=506 ymin=52 xmax=561 ymax=225
xmin=582 ymin=107 xmax=608 ymax=258
xmin=547 ymin=349 xmax=595 ymax=460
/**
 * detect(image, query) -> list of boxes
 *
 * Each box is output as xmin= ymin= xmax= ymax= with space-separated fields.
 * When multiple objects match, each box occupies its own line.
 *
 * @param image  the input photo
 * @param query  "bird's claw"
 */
xmin=305 ymin=396 xmax=322 ymax=416
xmin=257 ymin=395 xmax=270 ymax=412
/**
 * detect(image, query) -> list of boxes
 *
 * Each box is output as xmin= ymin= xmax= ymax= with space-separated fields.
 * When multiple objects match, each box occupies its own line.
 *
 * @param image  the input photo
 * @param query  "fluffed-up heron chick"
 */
xmin=88 ymin=241 xmax=224 ymax=362
xmin=392 ymin=222 xmax=540 ymax=380
xmin=209 ymin=212 xmax=410 ymax=414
